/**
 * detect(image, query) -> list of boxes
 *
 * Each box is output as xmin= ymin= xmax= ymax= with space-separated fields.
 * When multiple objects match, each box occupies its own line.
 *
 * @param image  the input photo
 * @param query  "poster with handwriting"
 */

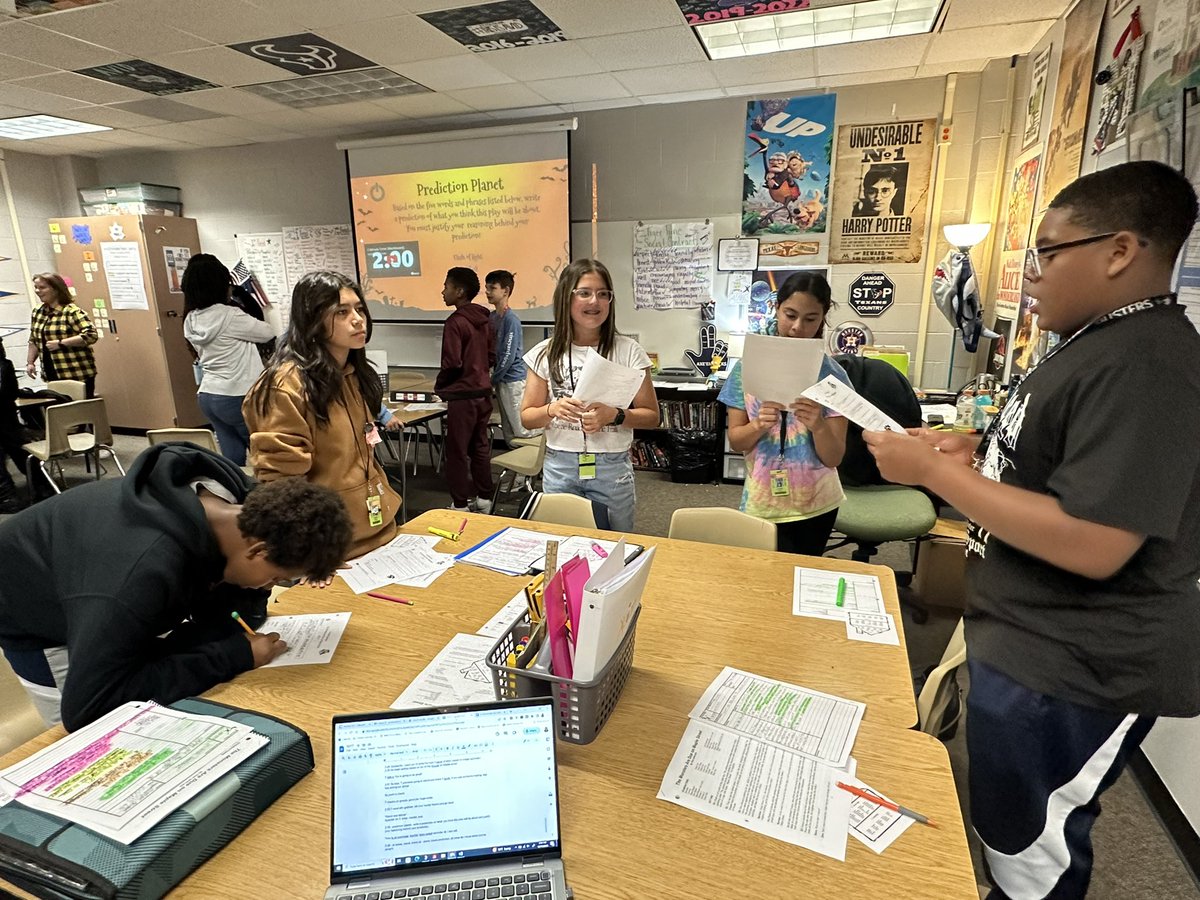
xmin=632 ymin=222 xmax=713 ymax=310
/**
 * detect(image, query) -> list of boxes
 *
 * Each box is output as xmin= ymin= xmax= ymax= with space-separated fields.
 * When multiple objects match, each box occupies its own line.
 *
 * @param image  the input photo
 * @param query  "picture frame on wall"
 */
xmin=716 ymin=237 xmax=760 ymax=271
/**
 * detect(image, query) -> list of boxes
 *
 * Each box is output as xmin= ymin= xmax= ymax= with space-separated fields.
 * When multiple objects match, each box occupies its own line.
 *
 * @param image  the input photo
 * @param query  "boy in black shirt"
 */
xmin=866 ymin=161 xmax=1200 ymax=899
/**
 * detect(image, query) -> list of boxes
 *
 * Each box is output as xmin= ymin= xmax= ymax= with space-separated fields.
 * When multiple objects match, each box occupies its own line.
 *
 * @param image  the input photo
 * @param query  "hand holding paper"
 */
xmin=742 ymin=334 xmax=824 ymax=405
xmin=572 ymin=348 xmax=645 ymax=409
xmin=800 ymin=374 xmax=905 ymax=432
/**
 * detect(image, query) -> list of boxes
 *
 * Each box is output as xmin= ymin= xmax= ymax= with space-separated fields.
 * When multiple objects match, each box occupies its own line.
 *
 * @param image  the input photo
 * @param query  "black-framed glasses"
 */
xmin=1024 ymin=233 xmax=1117 ymax=279
xmin=571 ymin=288 xmax=614 ymax=302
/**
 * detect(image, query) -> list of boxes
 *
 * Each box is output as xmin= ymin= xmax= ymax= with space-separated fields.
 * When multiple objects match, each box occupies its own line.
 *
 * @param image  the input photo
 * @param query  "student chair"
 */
xmin=668 ymin=507 xmax=777 ymax=551
xmin=489 ymin=434 xmax=546 ymax=509
xmin=22 ymin=398 xmax=125 ymax=494
xmin=522 ymin=491 xmax=607 ymax=530
xmin=146 ymin=427 xmax=218 ymax=453
xmin=0 ymin=662 xmax=47 ymax=755
xmin=917 ymin=618 xmax=966 ymax=738
xmin=45 ymin=379 xmax=86 ymax=401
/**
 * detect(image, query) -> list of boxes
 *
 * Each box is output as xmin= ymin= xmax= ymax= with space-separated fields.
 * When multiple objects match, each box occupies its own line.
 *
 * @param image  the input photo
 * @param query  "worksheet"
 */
xmin=845 ymin=611 xmax=900 ymax=646
xmin=688 ymin=666 xmax=864 ymax=769
xmin=845 ymin=775 xmax=915 ymax=854
xmin=741 ymin=334 xmax=824 ymax=404
xmin=0 ymin=702 xmax=266 ymax=844
xmin=455 ymin=527 xmax=567 ymax=576
xmin=801 ymin=374 xmax=906 ymax=433
xmin=477 ymin=591 xmax=529 ymax=639
xmin=572 ymin=348 xmax=645 ymax=408
xmin=390 ymin=634 xmax=497 ymax=709
xmin=261 ymin=612 xmax=350 ymax=667
xmin=658 ymin=720 xmax=853 ymax=861
xmin=340 ymin=533 xmax=453 ymax=594
xmin=792 ymin=567 xmax=885 ymax=620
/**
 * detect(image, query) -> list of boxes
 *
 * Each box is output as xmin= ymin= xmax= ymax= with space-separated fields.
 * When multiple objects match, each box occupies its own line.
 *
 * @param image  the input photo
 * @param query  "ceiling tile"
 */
xmin=61 ymin=104 xmax=168 ymax=128
xmin=613 ymin=62 xmax=719 ymax=96
xmin=573 ymin=26 xmax=706 ymax=71
xmin=166 ymin=87 xmax=292 ymax=115
xmin=146 ymin=46 xmax=291 ymax=87
xmin=26 ymin=5 xmax=210 ymax=55
xmin=0 ymin=52 xmax=57 ymax=81
xmin=0 ymin=22 xmax=125 ymax=69
xmin=535 ymin=0 xmax=685 ymax=37
xmin=924 ymin=22 xmax=1053 ymax=64
xmin=639 ymin=87 xmax=726 ymax=106
xmin=127 ymin=0 xmax=307 ymax=45
xmin=917 ymin=59 xmax=990 ymax=78
xmin=817 ymin=66 xmax=919 ymax=87
xmin=396 ymin=55 xmax=513 ymax=91
xmin=710 ymin=50 xmax=817 ymax=87
xmin=108 ymin=96 xmax=223 ymax=122
xmin=11 ymin=71 xmax=145 ymax=104
xmin=370 ymin=92 xmax=475 ymax=118
xmin=526 ymin=73 xmax=632 ymax=104
xmin=316 ymin=15 xmax=466 ymax=66
xmin=814 ymin=35 xmax=929 ymax=76
xmin=446 ymin=82 xmax=551 ymax=111
xmin=943 ymin=0 xmax=1069 ymax=30
xmin=198 ymin=114 xmax=305 ymax=138
xmin=251 ymin=0 xmax=431 ymax=30
xmin=482 ymin=42 xmax=604 ymax=80
xmin=722 ymin=79 xmax=820 ymax=100
xmin=0 ymin=81 xmax=90 ymax=113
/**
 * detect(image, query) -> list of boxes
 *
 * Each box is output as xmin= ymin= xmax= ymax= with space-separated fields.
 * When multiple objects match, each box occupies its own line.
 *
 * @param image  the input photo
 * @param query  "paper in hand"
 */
xmin=741 ymin=334 xmax=824 ymax=404
xmin=801 ymin=374 xmax=905 ymax=432
xmin=572 ymin=348 xmax=644 ymax=408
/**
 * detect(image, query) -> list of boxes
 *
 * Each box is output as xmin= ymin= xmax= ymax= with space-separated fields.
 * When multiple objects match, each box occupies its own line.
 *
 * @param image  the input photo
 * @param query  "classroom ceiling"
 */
xmin=0 ymin=0 xmax=1061 ymax=158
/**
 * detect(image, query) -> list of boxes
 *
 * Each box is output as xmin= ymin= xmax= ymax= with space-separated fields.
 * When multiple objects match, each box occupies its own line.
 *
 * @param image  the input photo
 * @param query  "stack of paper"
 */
xmin=340 ymin=533 xmax=455 ymax=594
xmin=455 ymin=527 xmax=567 ymax=576
xmin=390 ymin=633 xmax=497 ymax=710
xmin=793 ymin=567 xmax=900 ymax=645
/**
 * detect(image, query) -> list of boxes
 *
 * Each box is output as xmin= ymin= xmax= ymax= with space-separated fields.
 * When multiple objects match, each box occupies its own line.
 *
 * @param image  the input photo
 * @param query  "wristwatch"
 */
xmin=613 ymin=408 xmax=627 ymax=427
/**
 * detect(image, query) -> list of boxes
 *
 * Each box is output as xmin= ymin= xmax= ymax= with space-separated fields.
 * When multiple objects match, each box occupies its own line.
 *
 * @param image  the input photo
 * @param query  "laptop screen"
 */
xmin=331 ymin=700 xmax=560 ymax=878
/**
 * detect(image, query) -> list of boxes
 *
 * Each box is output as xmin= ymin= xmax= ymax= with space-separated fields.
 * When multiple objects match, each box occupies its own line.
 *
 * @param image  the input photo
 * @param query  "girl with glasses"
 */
xmin=520 ymin=259 xmax=659 ymax=532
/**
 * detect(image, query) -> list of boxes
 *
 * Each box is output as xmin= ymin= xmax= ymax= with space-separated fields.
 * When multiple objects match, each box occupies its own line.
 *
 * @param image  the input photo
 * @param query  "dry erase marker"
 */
xmin=366 ymin=591 xmax=415 ymax=606
xmin=428 ymin=526 xmax=460 ymax=541
xmin=231 ymin=611 xmax=257 ymax=636
xmin=590 ymin=542 xmax=609 ymax=558
xmin=835 ymin=782 xmax=937 ymax=827
xmin=835 ymin=577 xmax=847 ymax=607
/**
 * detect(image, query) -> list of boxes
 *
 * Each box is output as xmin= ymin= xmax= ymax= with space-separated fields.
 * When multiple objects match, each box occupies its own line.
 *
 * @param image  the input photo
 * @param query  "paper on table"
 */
xmin=793 ymin=567 xmax=885 ymax=620
xmin=403 ymin=402 xmax=447 ymax=412
xmin=0 ymin=702 xmax=266 ymax=844
xmin=571 ymin=348 xmax=645 ymax=408
xmin=845 ymin=611 xmax=900 ymax=646
xmin=340 ymin=534 xmax=452 ymax=593
xmin=391 ymin=634 xmax=497 ymax=709
xmin=657 ymin=719 xmax=852 ymax=861
xmin=528 ymin=535 xmax=642 ymax=574
xmin=456 ymin=527 xmax=566 ymax=576
xmin=741 ymin=334 xmax=824 ymax=404
xmin=801 ymin=374 xmax=905 ymax=432
xmin=477 ymin=591 xmax=529 ymax=639
xmin=260 ymin=612 xmax=350 ymax=667
xmin=845 ymin=774 xmax=915 ymax=853
xmin=688 ymin=666 xmax=864 ymax=769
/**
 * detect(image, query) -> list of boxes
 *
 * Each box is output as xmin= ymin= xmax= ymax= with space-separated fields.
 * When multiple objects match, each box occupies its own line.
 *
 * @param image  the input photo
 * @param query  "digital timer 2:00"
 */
xmin=364 ymin=242 xmax=421 ymax=277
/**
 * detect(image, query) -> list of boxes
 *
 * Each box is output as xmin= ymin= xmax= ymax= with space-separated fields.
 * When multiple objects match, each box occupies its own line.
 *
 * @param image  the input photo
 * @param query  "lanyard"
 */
xmin=778 ymin=411 xmax=788 ymax=461
xmin=566 ymin=349 xmax=588 ymax=454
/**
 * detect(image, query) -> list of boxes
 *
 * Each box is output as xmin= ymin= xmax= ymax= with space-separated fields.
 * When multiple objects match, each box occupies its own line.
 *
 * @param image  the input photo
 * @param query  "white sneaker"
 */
xmin=448 ymin=504 xmax=469 ymax=512
xmin=468 ymin=497 xmax=493 ymax=514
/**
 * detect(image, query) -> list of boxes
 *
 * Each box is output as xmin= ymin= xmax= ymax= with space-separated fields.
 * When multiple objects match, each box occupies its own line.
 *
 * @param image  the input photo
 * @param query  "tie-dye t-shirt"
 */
xmin=718 ymin=354 xmax=851 ymax=523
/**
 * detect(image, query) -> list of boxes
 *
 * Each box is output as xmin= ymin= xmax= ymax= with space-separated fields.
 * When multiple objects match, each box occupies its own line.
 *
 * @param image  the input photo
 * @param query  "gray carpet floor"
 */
xmin=4 ymin=433 xmax=1197 ymax=899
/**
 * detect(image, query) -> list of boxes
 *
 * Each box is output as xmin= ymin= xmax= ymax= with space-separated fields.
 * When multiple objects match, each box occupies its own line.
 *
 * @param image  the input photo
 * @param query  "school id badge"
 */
xmin=578 ymin=452 xmax=597 ymax=481
xmin=770 ymin=467 xmax=790 ymax=497
xmin=366 ymin=493 xmax=384 ymax=527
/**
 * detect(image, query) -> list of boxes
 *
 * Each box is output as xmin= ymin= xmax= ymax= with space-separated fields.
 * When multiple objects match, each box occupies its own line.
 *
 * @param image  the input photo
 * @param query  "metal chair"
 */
xmin=0 ymin=662 xmax=49 ymax=754
xmin=668 ymin=507 xmax=777 ymax=551
xmin=489 ymin=434 xmax=546 ymax=508
xmin=21 ymin=398 xmax=126 ymax=493
xmin=146 ymin=427 xmax=218 ymax=453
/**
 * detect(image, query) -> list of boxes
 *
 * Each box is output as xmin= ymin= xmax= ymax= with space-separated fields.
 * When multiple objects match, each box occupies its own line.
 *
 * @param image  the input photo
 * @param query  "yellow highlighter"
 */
xmin=427 ymin=526 xmax=460 ymax=542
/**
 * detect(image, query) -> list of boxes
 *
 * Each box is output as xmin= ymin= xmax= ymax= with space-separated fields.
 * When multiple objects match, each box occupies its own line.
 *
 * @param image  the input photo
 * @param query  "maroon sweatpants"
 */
xmin=444 ymin=396 xmax=494 ymax=507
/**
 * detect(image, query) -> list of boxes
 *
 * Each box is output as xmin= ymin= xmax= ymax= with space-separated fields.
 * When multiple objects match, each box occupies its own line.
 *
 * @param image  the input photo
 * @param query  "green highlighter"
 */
xmin=835 ymin=577 xmax=846 ymax=608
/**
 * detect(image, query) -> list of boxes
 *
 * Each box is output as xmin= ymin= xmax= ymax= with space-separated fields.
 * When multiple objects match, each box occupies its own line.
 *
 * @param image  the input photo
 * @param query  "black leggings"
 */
xmin=775 ymin=508 xmax=839 ymax=556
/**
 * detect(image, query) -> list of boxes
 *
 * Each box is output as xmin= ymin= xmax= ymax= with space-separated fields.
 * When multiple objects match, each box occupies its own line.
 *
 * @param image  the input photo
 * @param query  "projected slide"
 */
xmin=351 ymin=159 xmax=569 ymax=322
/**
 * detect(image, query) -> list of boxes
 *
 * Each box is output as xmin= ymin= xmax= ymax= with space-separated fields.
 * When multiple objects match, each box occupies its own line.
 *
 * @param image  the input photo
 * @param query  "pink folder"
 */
xmin=545 ymin=555 xmax=590 ymax=679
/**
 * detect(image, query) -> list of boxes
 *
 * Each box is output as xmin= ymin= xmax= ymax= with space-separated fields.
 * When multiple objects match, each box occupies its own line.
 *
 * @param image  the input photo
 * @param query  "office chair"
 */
xmin=668 ymin=507 xmax=777 ymax=551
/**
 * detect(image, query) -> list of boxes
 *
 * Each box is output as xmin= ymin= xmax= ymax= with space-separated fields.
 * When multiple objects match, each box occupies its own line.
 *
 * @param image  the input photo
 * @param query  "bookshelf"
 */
xmin=633 ymin=385 xmax=725 ymax=483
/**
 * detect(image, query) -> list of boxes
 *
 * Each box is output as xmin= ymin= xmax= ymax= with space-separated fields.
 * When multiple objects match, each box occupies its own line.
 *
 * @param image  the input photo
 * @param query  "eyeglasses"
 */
xmin=571 ymin=287 xmax=614 ymax=302
xmin=1024 ymin=233 xmax=1116 ymax=279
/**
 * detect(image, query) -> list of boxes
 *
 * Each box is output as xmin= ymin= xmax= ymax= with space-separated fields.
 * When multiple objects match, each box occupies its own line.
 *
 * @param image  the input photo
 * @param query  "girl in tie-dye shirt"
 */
xmin=718 ymin=272 xmax=850 ymax=555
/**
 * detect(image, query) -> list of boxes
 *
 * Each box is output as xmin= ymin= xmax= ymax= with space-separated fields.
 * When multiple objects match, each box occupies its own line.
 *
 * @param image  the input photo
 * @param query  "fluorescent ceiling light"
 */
xmin=241 ymin=67 xmax=428 ymax=109
xmin=0 ymin=115 xmax=112 ymax=140
xmin=695 ymin=0 xmax=943 ymax=59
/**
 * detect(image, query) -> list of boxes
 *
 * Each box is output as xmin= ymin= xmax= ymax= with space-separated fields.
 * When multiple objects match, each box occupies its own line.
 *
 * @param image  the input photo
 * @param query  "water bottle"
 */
xmin=954 ymin=390 xmax=976 ymax=432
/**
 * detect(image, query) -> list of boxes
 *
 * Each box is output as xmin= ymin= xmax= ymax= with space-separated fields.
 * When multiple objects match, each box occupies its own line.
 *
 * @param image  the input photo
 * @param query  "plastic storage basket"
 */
xmin=486 ymin=607 xmax=640 ymax=744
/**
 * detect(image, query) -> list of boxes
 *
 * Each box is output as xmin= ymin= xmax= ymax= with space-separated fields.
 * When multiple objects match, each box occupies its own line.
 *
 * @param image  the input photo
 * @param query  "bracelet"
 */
xmin=546 ymin=402 xmax=554 ymax=421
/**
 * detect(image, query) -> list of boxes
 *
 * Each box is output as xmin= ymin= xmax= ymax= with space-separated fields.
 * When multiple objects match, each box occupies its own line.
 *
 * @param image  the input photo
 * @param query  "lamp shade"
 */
xmin=943 ymin=223 xmax=991 ymax=249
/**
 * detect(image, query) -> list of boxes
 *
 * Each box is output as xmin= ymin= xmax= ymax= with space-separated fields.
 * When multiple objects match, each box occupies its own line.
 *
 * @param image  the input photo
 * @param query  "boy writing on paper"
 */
xmin=0 ymin=443 xmax=352 ymax=731
xmin=437 ymin=267 xmax=497 ymax=514
xmin=865 ymin=161 xmax=1200 ymax=899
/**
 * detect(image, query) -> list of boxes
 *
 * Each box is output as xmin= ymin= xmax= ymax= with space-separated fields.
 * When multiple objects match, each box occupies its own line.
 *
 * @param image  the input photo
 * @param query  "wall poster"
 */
xmin=1023 ymin=45 xmax=1052 ymax=149
xmin=1042 ymin=0 xmax=1106 ymax=203
xmin=741 ymin=94 xmax=836 ymax=237
xmin=828 ymin=118 xmax=937 ymax=265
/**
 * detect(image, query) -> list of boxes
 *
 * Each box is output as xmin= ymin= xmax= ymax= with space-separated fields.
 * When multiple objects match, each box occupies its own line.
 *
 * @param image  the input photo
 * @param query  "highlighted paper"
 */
xmin=801 ymin=374 xmax=905 ymax=432
xmin=688 ymin=666 xmax=864 ymax=769
xmin=0 ymin=702 xmax=265 ymax=844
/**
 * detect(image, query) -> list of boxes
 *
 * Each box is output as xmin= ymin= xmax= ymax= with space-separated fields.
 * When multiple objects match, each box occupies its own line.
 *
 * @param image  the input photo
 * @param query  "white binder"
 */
xmin=572 ymin=540 xmax=656 ymax=682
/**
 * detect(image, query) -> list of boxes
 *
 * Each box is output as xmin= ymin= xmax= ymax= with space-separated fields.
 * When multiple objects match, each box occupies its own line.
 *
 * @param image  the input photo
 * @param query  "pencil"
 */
xmin=835 ymin=781 xmax=937 ymax=827
xmin=367 ymin=591 xmax=416 ymax=606
xmin=231 ymin=611 xmax=257 ymax=637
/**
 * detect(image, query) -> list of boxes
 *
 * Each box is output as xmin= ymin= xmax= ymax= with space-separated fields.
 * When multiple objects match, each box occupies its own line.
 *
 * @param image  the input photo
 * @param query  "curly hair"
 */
xmin=237 ymin=478 xmax=352 ymax=579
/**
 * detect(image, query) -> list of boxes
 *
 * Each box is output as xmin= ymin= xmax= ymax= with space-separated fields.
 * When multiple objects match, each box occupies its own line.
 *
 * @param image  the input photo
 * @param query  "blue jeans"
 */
xmin=198 ymin=392 xmax=251 ymax=466
xmin=542 ymin=447 xmax=636 ymax=533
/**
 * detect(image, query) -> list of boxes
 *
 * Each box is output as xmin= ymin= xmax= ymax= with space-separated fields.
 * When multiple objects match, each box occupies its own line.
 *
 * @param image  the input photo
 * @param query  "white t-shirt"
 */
xmin=524 ymin=335 xmax=651 ymax=453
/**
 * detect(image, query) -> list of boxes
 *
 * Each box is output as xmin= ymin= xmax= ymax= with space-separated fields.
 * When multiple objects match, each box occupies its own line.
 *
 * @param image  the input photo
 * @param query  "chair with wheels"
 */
xmin=22 ymin=398 xmax=126 ymax=494
xmin=668 ymin=507 xmax=777 ymax=551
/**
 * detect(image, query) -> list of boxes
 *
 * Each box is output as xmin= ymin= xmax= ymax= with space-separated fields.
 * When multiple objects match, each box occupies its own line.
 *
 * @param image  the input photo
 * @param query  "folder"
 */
xmin=544 ymin=555 xmax=590 ymax=680
xmin=573 ymin=540 xmax=656 ymax=682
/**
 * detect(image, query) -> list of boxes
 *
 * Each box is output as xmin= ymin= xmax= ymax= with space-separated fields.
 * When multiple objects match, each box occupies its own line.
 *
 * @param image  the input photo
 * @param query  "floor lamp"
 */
xmin=941 ymin=223 xmax=992 ymax=389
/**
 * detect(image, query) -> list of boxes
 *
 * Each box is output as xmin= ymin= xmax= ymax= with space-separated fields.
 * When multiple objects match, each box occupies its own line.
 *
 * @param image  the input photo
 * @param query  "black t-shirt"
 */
xmin=966 ymin=303 xmax=1200 ymax=716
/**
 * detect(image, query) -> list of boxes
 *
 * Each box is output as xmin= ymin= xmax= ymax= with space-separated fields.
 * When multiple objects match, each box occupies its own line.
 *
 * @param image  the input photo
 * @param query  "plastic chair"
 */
xmin=0 ymin=662 xmax=48 ymax=755
xmin=46 ymin=379 xmax=86 ymax=401
xmin=146 ymin=428 xmax=218 ymax=453
xmin=917 ymin=618 xmax=966 ymax=737
xmin=490 ymin=434 xmax=546 ymax=507
xmin=524 ymin=492 xmax=603 ymax=530
xmin=668 ymin=507 xmax=777 ymax=551
xmin=22 ymin=398 xmax=126 ymax=494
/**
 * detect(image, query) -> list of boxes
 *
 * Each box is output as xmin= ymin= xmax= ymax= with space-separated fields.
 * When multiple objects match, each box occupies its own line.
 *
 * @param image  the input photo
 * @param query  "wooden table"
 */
xmin=0 ymin=511 xmax=976 ymax=899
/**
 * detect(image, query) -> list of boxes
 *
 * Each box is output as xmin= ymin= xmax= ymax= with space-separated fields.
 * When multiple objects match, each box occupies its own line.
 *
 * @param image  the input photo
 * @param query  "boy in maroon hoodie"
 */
xmin=436 ymin=267 xmax=496 ymax=512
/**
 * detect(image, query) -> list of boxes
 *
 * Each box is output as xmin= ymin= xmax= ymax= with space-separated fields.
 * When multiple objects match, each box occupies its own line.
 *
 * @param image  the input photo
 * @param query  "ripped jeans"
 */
xmin=541 ymin=447 xmax=637 ymax=533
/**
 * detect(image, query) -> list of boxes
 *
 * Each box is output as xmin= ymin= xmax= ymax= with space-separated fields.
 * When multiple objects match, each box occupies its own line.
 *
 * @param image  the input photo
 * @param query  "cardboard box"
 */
xmin=913 ymin=536 xmax=968 ymax=609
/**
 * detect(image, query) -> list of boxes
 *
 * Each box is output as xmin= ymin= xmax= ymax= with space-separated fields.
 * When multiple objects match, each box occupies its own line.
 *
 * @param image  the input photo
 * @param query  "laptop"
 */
xmin=325 ymin=698 xmax=569 ymax=900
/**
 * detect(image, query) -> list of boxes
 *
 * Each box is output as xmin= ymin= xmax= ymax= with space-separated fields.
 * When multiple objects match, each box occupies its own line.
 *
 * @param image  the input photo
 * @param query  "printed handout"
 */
xmin=260 ymin=612 xmax=351 ymax=667
xmin=741 ymin=334 xmax=824 ymax=405
xmin=801 ymin=374 xmax=905 ymax=433
xmin=572 ymin=348 xmax=645 ymax=409
xmin=845 ymin=775 xmax=916 ymax=853
xmin=793 ymin=567 xmax=885 ymax=620
xmin=845 ymin=611 xmax=900 ymax=646
xmin=391 ymin=634 xmax=497 ymax=709
xmin=477 ymin=592 xmax=529 ymax=639
xmin=340 ymin=533 xmax=453 ymax=594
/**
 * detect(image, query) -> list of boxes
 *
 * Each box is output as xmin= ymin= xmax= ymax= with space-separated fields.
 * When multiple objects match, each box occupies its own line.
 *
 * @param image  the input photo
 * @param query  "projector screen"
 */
xmin=345 ymin=128 xmax=571 ymax=324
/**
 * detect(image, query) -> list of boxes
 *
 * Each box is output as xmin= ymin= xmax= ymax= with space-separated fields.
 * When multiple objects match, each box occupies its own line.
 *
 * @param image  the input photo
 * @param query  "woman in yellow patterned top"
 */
xmin=26 ymin=273 xmax=99 ymax=398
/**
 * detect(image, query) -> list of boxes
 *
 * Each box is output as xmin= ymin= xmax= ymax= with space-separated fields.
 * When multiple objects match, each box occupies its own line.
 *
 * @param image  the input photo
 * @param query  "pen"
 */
xmin=428 ymin=526 xmax=460 ymax=542
xmin=231 ymin=611 xmax=257 ymax=636
xmin=836 ymin=782 xmax=937 ymax=827
xmin=459 ymin=518 xmax=468 ymax=537
xmin=367 ymin=591 xmax=416 ymax=606
xmin=590 ymin=542 xmax=609 ymax=558
xmin=836 ymin=577 xmax=846 ymax=607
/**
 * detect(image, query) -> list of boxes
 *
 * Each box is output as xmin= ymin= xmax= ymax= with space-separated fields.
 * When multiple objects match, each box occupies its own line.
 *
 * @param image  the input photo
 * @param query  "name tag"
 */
xmin=365 ymin=423 xmax=382 ymax=447
xmin=366 ymin=494 xmax=384 ymax=527
xmin=578 ymin=452 xmax=597 ymax=481
xmin=770 ymin=468 xmax=790 ymax=497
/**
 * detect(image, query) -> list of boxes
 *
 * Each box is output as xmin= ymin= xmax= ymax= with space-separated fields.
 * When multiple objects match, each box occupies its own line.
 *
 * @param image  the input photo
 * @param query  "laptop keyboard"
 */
xmin=338 ymin=871 xmax=555 ymax=900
